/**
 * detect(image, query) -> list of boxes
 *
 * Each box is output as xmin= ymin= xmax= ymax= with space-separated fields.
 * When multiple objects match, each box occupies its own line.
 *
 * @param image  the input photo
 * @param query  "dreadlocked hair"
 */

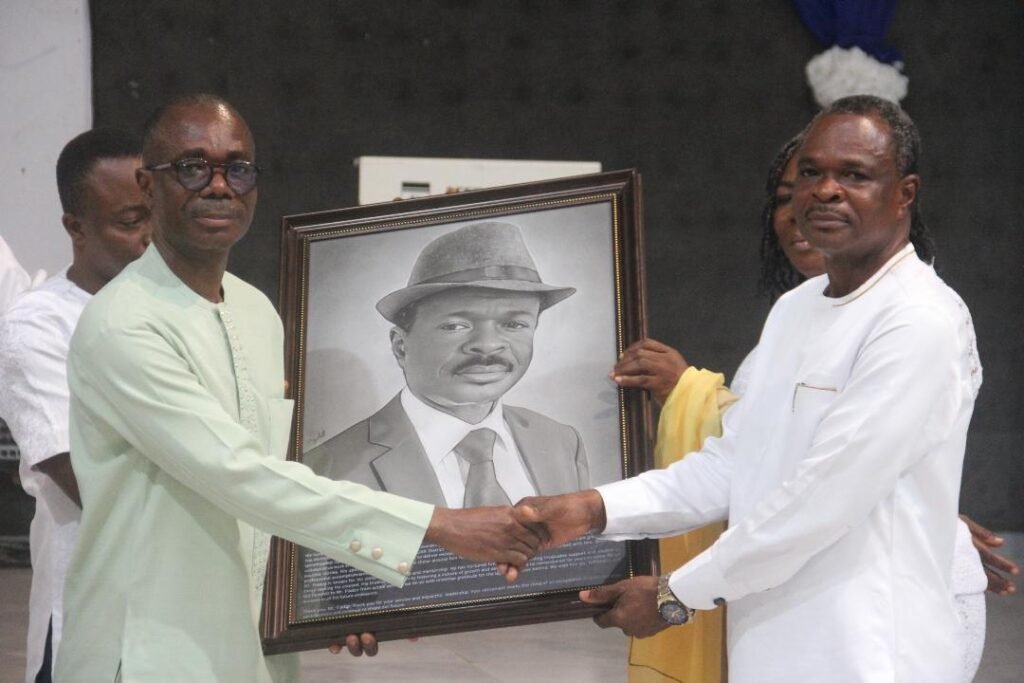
xmin=757 ymin=135 xmax=805 ymax=301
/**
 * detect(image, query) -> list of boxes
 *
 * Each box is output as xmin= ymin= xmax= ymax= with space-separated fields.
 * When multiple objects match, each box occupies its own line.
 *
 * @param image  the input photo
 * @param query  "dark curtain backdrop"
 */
xmin=90 ymin=0 xmax=1024 ymax=529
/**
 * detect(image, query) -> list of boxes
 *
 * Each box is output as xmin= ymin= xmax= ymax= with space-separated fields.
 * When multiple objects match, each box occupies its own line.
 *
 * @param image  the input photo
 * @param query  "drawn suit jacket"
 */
xmin=304 ymin=393 xmax=590 ymax=506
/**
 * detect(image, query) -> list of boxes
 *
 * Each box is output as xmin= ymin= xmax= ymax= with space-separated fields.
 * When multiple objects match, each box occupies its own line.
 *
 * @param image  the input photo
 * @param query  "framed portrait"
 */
xmin=262 ymin=169 xmax=656 ymax=654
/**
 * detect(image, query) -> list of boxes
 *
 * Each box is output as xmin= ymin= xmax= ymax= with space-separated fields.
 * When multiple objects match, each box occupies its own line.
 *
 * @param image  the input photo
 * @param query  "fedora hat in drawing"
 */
xmin=376 ymin=221 xmax=576 ymax=323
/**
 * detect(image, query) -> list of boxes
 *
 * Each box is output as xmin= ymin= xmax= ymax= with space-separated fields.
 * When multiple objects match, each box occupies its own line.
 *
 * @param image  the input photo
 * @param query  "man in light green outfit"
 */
xmin=55 ymin=94 xmax=543 ymax=683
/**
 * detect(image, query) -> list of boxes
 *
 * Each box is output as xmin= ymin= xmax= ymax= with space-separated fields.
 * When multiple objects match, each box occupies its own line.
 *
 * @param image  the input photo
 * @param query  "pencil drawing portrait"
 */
xmin=305 ymin=221 xmax=591 ymax=506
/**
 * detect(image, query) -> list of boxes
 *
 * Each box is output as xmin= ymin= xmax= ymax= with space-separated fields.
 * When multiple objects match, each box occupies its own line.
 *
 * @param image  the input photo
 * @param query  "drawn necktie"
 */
xmin=456 ymin=428 xmax=511 ymax=507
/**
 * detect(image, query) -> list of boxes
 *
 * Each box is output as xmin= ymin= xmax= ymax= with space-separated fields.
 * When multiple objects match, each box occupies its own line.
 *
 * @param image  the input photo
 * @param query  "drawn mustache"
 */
xmin=453 ymin=355 xmax=514 ymax=374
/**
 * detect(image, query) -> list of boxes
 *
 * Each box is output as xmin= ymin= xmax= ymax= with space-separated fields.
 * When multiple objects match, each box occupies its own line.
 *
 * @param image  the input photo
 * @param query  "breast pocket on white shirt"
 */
xmin=791 ymin=376 xmax=840 ymax=417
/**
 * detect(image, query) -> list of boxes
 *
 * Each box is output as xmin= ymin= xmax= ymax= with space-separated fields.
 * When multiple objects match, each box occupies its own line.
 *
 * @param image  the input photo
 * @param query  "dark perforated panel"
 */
xmin=89 ymin=1 xmax=1024 ymax=529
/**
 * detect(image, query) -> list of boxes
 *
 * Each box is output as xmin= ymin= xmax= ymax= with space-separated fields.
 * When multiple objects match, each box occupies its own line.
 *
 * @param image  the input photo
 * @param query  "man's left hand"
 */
xmin=328 ymin=632 xmax=379 ymax=657
xmin=962 ymin=514 xmax=1019 ymax=595
xmin=579 ymin=575 xmax=670 ymax=639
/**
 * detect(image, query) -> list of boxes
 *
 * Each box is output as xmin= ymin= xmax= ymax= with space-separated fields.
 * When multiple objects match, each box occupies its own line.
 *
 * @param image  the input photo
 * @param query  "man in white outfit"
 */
xmin=0 ymin=128 xmax=152 ymax=683
xmin=0 ymin=235 xmax=45 ymax=313
xmin=520 ymin=95 xmax=981 ymax=682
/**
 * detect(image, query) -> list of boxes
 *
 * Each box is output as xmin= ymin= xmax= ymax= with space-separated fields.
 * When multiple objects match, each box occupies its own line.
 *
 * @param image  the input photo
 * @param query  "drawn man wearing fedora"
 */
xmin=304 ymin=221 xmax=590 ymax=508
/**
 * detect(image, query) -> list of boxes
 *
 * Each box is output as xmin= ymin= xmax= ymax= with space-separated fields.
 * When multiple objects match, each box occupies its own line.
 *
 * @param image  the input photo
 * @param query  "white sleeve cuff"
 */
xmin=18 ymin=421 xmax=70 ymax=469
xmin=595 ymin=479 xmax=677 ymax=540
xmin=668 ymin=545 xmax=741 ymax=611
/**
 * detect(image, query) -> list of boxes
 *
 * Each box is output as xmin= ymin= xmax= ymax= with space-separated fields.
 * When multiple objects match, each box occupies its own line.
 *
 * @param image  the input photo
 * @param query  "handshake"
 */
xmin=423 ymin=489 xmax=608 ymax=582
xmin=423 ymin=490 xmax=673 ymax=640
xmin=337 ymin=490 xmax=662 ymax=656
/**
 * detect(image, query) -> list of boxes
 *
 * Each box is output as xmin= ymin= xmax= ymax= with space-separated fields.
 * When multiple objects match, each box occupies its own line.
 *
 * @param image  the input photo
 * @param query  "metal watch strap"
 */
xmin=657 ymin=574 xmax=695 ymax=625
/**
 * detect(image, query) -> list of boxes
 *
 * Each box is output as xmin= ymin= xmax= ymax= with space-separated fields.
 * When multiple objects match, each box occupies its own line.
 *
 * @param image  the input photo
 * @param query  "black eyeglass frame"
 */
xmin=144 ymin=157 xmax=262 ymax=195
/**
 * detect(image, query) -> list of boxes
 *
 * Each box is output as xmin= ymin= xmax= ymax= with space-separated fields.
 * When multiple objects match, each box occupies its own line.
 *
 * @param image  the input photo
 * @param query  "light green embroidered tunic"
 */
xmin=56 ymin=246 xmax=432 ymax=682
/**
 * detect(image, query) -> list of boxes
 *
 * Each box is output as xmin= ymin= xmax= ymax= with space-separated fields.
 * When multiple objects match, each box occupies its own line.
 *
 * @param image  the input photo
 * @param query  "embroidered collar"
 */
xmin=829 ymin=244 xmax=917 ymax=307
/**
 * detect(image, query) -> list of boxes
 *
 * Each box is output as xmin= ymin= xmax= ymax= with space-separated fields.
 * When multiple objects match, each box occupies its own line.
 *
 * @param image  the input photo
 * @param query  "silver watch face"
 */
xmin=658 ymin=601 xmax=690 ymax=625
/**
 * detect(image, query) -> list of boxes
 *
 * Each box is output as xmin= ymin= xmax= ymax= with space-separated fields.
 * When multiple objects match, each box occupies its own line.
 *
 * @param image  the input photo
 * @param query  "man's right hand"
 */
xmin=611 ymin=338 xmax=689 ymax=406
xmin=36 ymin=452 xmax=81 ymax=508
xmin=425 ymin=506 xmax=547 ymax=582
xmin=515 ymin=490 xmax=607 ymax=550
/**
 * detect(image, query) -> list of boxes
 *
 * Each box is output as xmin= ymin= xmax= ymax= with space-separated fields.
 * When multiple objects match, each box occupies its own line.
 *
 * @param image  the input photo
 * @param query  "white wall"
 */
xmin=0 ymin=0 xmax=91 ymax=278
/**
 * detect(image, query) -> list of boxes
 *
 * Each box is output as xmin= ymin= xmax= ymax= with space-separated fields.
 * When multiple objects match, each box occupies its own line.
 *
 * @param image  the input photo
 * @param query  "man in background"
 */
xmin=0 ymin=127 xmax=152 ymax=683
xmin=0 ymin=235 xmax=45 ymax=313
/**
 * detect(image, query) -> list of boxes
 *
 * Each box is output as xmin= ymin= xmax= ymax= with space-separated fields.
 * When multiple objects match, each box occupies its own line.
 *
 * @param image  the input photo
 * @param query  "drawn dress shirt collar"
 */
xmin=399 ymin=387 xmax=538 ymax=507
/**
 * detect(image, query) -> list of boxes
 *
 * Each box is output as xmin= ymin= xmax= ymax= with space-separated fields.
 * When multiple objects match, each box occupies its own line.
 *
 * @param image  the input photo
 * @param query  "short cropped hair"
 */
xmin=56 ymin=127 xmax=142 ymax=214
xmin=803 ymin=95 xmax=936 ymax=265
xmin=141 ymin=93 xmax=243 ymax=165
xmin=817 ymin=95 xmax=919 ymax=176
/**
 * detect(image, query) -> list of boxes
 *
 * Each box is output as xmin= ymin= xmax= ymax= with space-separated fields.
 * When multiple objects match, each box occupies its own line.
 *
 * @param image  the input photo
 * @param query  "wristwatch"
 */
xmin=656 ymin=574 xmax=695 ymax=626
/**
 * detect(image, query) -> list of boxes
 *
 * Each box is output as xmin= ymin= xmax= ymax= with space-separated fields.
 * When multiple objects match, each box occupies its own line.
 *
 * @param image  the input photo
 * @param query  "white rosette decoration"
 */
xmin=805 ymin=45 xmax=908 ymax=107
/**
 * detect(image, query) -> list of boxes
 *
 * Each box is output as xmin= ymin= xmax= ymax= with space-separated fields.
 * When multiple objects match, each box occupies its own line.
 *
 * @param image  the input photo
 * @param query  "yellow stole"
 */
xmin=627 ymin=367 xmax=736 ymax=683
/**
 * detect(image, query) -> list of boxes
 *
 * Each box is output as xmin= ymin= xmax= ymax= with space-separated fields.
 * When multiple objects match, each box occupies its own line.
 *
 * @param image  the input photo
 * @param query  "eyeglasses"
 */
xmin=145 ymin=157 xmax=261 ymax=195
